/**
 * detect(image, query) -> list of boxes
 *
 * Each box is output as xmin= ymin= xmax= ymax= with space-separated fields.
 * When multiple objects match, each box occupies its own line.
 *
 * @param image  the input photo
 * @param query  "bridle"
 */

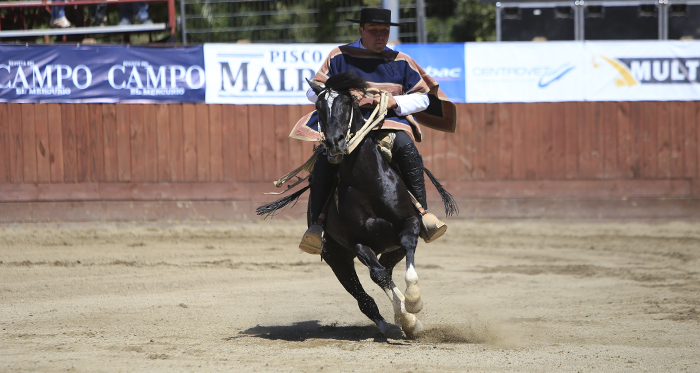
xmin=318 ymin=87 xmax=389 ymax=155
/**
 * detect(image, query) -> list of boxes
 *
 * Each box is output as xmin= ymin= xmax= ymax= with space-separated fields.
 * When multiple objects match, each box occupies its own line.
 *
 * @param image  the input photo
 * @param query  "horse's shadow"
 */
xmin=230 ymin=320 xmax=407 ymax=344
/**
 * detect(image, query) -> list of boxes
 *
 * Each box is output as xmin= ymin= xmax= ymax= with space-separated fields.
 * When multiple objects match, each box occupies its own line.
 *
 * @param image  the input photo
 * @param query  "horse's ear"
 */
xmin=306 ymin=78 xmax=323 ymax=95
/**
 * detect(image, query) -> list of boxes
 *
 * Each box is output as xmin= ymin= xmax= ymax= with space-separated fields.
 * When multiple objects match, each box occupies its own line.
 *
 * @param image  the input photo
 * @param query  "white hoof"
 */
xmin=399 ymin=312 xmax=419 ymax=332
xmin=405 ymin=289 xmax=423 ymax=314
xmin=404 ymin=319 xmax=424 ymax=339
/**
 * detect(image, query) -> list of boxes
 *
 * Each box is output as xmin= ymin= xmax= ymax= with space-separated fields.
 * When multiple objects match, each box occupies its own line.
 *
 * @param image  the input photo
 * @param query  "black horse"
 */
xmin=259 ymin=71 xmax=456 ymax=338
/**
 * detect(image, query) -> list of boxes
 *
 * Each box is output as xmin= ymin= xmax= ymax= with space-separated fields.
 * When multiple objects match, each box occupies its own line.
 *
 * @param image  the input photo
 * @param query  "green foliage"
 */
xmin=426 ymin=0 xmax=496 ymax=42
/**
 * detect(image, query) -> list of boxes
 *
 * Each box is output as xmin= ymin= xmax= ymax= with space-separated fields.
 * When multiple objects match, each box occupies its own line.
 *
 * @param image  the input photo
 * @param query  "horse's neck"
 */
xmin=338 ymin=136 xmax=380 ymax=183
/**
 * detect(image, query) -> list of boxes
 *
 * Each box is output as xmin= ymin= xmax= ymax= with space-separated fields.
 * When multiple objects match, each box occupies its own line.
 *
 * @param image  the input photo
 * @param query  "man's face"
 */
xmin=359 ymin=23 xmax=390 ymax=53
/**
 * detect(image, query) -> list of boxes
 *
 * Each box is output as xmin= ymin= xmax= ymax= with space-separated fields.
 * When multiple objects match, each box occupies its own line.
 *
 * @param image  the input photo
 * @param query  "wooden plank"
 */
xmin=155 ymin=104 xmax=171 ymax=182
xmin=47 ymin=104 xmax=64 ymax=183
xmin=537 ymin=102 xmax=552 ymax=180
xmin=656 ymin=102 xmax=671 ymax=178
xmin=273 ymin=105 xmax=290 ymax=180
xmin=455 ymin=103 xmax=473 ymax=181
xmin=638 ymin=101 xmax=657 ymax=179
xmin=102 ymin=104 xmax=118 ymax=182
xmin=550 ymin=103 xmax=566 ymax=180
xmin=510 ymin=103 xmax=526 ymax=180
xmin=182 ymin=103 xmax=197 ymax=182
xmin=61 ymin=104 xmax=77 ymax=183
xmin=142 ymin=104 xmax=158 ymax=182
xmin=115 ymin=104 xmax=131 ymax=182
xmin=682 ymin=101 xmax=697 ymax=178
xmin=195 ymin=103 xmax=210 ymax=182
xmin=21 ymin=104 xmax=37 ymax=183
xmin=590 ymin=102 xmax=605 ymax=179
xmin=34 ymin=104 xmax=51 ymax=183
xmin=0 ymin=103 xmax=9 ymax=183
xmin=469 ymin=104 xmax=486 ymax=180
xmin=602 ymin=102 xmax=619 ymax=179
xmin=577 ymin=102 xmax=592 ymax=179
xmin=286 ymin=105 xmax=304 ymax=178
xmin=669 ymin=101 xmax=685 ymax=179
xmin=497 ymin=103 xmax=513 ymax=180
xmin=129 ymin=105 xmax=145 ymax=182
xmin=88 ymin=104 xmax=104 ymax=182
xmin=484 ymin=103 xmax=499 ymax=180
xmin=248 ymin=105 xmax=263 ymax=182
xmin=616 ymin=101 xmax=634 ymax=179
xmin=169 ymin=104 xmax=184 ymax=182
xmin=431 ymin=127 xmax=447 ymax=180
xmin=261 ymin=104 xmax=276 ymax=182
xmin=221 ymin=105 xmax=236 ymax=183
xmin=209 ymin=105 xmax=224 ymax=182
xmin=234 ymin=105 xmax=250 ymax=182
xmin=523 ymin=102 xmax=538 ymax=180
xmin=9 ymin=105 xmax=23 ymax=183
xmin=74 ymin=104 xmax=90 ymax=183
xmin=628 ymin=102 xmax=644 ymax=180
xmin=445 ymin=104 xmax=463 ymax=181
xmin=563 ymin=102 xmax=579 ymax=180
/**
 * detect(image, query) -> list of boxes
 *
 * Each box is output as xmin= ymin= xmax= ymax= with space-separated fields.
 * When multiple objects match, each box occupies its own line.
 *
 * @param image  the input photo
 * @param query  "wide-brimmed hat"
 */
xmin=346 ymin=8 xmax=403 ymax=26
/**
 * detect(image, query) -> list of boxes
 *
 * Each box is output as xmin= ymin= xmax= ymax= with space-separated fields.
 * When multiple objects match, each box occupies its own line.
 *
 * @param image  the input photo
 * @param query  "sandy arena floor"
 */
xmin=1 ymin=219 xmax=699 ymax=372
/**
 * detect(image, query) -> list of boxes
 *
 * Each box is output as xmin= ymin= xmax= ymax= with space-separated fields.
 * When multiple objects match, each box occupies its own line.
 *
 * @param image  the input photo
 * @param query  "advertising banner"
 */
xmin=584 ymin=41 xmax=700 ymax=101
xmin=465 ymin=41 xmax=586 ymax=103
xmin=204 ymin=43 xmax=337 ymax=105
xmin=394 ymin=43 xmax=466 ymax=103
xmin=0 ymin=45 xmax=205 ymax=103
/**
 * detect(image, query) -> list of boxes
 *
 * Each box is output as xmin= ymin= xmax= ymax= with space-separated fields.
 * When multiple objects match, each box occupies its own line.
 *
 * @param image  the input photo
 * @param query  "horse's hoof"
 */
xmin=406 ymin=297 xmax=423 ymax=314
xmin=404 ymin=319 xmax=424 ymax=339
xmin=378 ymin=320 xmax=404 ymax=339
xmin=399 ymin=312 xmax=419 ymax=332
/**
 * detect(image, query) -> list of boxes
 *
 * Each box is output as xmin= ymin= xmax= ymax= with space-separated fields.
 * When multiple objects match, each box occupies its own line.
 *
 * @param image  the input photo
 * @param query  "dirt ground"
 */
xmin=1 ymin=219 xmax=699 ymax=372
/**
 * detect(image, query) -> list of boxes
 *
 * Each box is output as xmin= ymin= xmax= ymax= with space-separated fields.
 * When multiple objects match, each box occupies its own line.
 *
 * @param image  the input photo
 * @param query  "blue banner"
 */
xmin=0 ymin=45 xmax=205 ymax=103
xmin=394 ymin=43 xmax=466 ymax=103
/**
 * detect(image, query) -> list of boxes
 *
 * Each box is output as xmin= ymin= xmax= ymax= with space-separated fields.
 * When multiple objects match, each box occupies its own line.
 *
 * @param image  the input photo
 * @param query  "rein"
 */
xmin=345 ymin=88 xmax=389 ymax=154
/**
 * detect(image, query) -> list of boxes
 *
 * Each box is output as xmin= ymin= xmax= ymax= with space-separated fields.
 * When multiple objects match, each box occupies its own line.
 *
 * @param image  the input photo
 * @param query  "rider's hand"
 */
xmin=372 ymin=95 xmax=398 ymax=109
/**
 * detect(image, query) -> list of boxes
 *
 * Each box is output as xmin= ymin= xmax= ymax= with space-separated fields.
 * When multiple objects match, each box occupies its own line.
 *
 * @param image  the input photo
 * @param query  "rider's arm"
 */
xmin=306 ymin=87 xmax=319 ymax=103
xmin=392 ymin=94 xmax=430 ymax=116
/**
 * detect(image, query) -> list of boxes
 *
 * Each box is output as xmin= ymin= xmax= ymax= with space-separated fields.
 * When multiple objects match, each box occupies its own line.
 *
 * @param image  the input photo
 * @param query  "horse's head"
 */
xmin=308 ymin=72 xmax=368 ymax=164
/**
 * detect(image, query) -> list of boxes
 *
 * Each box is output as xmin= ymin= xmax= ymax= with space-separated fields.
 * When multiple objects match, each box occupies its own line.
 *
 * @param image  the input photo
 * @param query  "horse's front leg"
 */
xmin=354 ymin=242 xmax=422 ymax=336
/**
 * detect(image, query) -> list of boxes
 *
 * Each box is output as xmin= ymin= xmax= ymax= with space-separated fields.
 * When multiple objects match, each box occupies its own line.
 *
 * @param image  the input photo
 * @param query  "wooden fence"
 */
xmin=0 ymin=101 xmax=698 ymax=222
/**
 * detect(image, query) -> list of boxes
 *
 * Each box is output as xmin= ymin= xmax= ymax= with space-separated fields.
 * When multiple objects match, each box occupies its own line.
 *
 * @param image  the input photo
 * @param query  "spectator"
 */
xmin=90 ymin=4 xmax=107 ymax=27
xmin=119 ymin=3 xmax=153 ymax=25
xmin=50 ymin=0 xmax=71 ymax=28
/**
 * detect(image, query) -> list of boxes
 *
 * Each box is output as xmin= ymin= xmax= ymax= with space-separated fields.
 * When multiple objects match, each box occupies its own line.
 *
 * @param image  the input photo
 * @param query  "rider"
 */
xmin=297 ymin=7 xmax=456 ymax=254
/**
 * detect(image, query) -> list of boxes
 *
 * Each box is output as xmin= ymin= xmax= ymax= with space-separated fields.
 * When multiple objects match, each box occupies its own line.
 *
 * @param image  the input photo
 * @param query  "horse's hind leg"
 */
xmin=322 ymin=241 xmax=401 ymax=338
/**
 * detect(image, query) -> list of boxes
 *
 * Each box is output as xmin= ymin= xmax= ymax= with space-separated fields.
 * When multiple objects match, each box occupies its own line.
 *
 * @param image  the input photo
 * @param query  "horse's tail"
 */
xmin=423 ymin=167 xmax=459 ymax=217
xmin=256 ymin=185 xmax=311 ymax=219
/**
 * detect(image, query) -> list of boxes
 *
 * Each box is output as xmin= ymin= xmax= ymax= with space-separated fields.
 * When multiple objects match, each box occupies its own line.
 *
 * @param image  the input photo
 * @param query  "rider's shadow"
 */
xmin=231 ymin=320 xmax=407 ymax=344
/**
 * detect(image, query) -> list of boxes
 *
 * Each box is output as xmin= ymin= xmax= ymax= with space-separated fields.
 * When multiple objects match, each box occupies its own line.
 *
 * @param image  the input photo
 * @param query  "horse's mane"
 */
xmin=324 ymin=71 xmax=369 ymax=93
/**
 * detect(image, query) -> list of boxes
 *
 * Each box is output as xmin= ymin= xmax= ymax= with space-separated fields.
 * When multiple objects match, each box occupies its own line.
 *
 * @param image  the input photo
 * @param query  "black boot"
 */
xmin=300 ymin=154 xmax=337 ymax=254
xmin=392 ymin=132 xmax=447 ymax=243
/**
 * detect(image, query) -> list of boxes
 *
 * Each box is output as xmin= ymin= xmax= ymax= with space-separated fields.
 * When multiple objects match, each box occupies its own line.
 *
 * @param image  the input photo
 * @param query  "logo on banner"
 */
xmin=593 ymin=55 xmax=700 ymax=86
xmin=1 ymin=60 xmax=90 ymax=96
xmin=0 ymin=59 xmax=204 ymax=98
xmin=471 ymin=63 xmax=576 ymax=89
xmin=216 ymin=48 xmax=325 ymax=96
xmin=108 ymin=60 xmax=205 ymax=96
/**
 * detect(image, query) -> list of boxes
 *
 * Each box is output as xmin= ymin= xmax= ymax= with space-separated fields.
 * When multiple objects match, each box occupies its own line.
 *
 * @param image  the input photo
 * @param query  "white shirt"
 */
xmin=305 ymin=39 xmax=430 ymax=116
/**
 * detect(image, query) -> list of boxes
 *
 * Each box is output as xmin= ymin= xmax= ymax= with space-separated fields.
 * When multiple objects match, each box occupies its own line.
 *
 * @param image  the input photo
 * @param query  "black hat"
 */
xmin=346 ymin=8 xmax=403 ymax=26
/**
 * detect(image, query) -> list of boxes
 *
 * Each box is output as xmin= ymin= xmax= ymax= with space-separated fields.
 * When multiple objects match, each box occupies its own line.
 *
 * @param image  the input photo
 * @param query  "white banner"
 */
xmin=466 ymin=40 xmax=700 ymax=103
xmin=584 ymin=41 xmax=700 ymax=101
xmin=204 ymin=43 xmax=337 ymax=104
xmin=465 ymin=41 xmax=585 ymax=103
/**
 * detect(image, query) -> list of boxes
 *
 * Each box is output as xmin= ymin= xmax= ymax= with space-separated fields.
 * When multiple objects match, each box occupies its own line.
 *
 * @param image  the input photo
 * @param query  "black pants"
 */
xmin=308 ymin=131 xmax=427 ymax=225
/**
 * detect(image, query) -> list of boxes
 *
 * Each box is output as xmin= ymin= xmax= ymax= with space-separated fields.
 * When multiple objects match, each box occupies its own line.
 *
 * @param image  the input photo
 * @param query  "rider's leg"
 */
xmin=299 ymin=154 xmax=337 ymax=254
xmin=392 ymin=131 xmax=447 ymax=243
